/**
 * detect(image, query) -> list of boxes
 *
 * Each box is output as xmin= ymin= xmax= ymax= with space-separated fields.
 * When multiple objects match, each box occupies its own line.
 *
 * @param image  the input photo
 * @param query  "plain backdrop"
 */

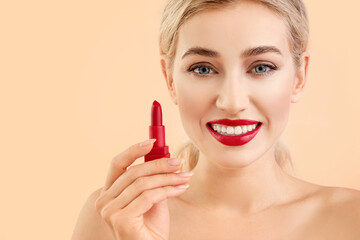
xmin=1 ymin=0 xmax=359 ymax=239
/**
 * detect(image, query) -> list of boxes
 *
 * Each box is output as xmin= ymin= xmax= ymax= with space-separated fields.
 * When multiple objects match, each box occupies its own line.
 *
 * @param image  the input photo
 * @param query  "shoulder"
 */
xmin=314 ymin=185 xmax=360 ymax=235
xmin=89 ymin=187 xmax=103 ymax=201
xmin=319 ymin=185 xmax=360 ymax=212
xmin=71 ymin=187 xmax=114 ymax=240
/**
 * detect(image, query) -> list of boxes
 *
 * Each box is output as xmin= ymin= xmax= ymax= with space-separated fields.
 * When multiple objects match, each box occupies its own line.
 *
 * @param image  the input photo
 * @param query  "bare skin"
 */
xmin=167 ymin=178 xmax=360 ymax=240
xmin=72 ymin=183 xmax=360 ymax=240
xmin=71 ymin=1 xmax=360 ymax=239
xmin=160 ymin=2 xmax=360 ymax=238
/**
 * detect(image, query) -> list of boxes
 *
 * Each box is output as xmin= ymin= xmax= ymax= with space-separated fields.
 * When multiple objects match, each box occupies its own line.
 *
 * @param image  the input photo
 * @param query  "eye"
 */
xmin=188 ymin=64 xmax=215 ymax=77
xmin=250 ymin=64 xmax=277 ymax=76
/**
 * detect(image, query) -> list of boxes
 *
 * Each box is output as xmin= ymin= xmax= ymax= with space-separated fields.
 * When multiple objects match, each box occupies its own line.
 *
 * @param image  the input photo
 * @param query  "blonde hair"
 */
xmin=159 ymin=0 xmax=309 ymax=176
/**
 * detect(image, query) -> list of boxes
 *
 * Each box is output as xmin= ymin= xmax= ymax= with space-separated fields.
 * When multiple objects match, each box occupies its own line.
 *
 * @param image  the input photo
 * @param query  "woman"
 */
xmin=72 ymin=0 xmax=360 ymax=239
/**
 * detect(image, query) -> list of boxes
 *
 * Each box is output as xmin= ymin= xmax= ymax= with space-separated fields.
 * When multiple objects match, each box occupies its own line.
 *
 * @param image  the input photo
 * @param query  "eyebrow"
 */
xmin=181 ymin=45 xmax=283 ymax=59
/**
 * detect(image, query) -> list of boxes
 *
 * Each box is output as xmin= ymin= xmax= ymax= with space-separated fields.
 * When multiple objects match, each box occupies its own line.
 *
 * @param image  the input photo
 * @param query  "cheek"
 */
xmin=256 ymin=77 xmax=293 ymax=127
xmin=177 ymin=81 xmax=208 ymax=118
xmin=175 ymin=79 xmax=214 ymax=131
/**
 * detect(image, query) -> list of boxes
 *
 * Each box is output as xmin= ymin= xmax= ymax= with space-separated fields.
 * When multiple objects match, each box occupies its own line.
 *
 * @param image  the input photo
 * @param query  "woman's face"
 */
xmin=164 ymin=1 xmax=307 ymax=168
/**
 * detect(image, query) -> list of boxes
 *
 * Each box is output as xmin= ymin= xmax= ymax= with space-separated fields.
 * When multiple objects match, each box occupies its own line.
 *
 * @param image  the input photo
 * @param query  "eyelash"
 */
xmin=187 ymin=63 xmax=278 ymax=78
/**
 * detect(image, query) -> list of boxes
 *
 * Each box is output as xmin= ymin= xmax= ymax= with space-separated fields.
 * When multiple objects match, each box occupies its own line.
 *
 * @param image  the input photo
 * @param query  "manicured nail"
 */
xmin=139 ymin=139 xmax=156 ymax=147
xmin=168 ymin=158 xmax=184 ymax=166
xmin=175 ymin=184 xmax=189 ymax=189
xmin=176 ymin=171 xmax=194 ymax=177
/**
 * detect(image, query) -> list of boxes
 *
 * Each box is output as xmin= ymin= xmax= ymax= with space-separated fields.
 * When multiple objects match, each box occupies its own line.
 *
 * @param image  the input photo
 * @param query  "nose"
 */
xmin=215 ymin=74 xmax=250 ymax=115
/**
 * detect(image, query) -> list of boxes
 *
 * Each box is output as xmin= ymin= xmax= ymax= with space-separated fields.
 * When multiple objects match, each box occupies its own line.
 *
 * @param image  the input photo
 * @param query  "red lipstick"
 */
xmin=144 ymin=100 xmax=170 ymax=162
xmin=209 ymin=119 xmax=260 ymax=126
xmin=207 ymin=119 xmax=262 ymax=146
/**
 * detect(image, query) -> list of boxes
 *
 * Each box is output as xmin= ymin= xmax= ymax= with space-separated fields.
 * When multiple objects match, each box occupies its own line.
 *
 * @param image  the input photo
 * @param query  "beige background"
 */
xmin=1 ymin=0 xmax=359 ymax=239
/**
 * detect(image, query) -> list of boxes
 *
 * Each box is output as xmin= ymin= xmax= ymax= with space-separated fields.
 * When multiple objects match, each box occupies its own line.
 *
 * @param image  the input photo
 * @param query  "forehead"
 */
xmin=176 ymin=1 xmax=290 ymax=59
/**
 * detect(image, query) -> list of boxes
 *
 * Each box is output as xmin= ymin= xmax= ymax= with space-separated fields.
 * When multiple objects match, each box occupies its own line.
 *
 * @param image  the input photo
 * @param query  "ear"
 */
xmin=160 ymin=57 xmax=178 ymax=105
xmin=291 ymin=52 xmax=310 ymax=103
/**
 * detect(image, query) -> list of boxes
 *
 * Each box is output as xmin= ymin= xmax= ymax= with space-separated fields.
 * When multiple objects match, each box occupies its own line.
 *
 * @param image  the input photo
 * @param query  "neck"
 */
xmin=178 ymin=146 xmax=300 ymax=217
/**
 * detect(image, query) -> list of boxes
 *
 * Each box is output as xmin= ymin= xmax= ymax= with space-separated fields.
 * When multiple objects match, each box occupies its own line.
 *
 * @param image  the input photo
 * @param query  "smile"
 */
xmin=210 ymin=123 xmax=260 ymax=136
xmin=206 ymin=119 xmax=262 ymax=146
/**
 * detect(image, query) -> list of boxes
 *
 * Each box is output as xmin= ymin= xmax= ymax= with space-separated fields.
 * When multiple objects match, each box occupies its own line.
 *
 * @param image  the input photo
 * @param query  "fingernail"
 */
xmin=176 ymin=171 xmax=194 ymax=177
xmin=175 ymin=184 xmax=190 ymax=189
xmin=139 ymin=139 xmax=156 ymax=147
xmin=168 ymin=158 xmax=184 ymax=166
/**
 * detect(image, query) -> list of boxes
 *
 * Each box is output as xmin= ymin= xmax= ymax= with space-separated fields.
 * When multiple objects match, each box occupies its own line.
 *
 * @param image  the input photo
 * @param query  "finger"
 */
xmin=103 ymin=139 xmax=157 ymax=191
xmin=97 ymin=157 xmax=184 ymax=210
xmin=101 ymin=157 xmax=184 ymax=203
xmin=101 ymin=170 xmax=192 ymax=215
xmin=123 ymin=185 xmax=189 ymax=217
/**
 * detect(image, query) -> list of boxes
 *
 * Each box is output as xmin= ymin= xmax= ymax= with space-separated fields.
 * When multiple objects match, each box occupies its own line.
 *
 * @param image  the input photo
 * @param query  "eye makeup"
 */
xmin=187 ymin=62 xmax=278 ymax=78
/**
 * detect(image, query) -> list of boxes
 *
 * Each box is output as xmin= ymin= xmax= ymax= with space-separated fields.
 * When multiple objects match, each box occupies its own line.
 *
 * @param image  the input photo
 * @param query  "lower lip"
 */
xmin=206 ymin=123 xmax=262 ymax=146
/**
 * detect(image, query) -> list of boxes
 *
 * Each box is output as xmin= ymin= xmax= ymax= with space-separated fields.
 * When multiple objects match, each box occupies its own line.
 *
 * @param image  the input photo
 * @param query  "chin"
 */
xmin=204 ymin=150 xmax=259 ymax=169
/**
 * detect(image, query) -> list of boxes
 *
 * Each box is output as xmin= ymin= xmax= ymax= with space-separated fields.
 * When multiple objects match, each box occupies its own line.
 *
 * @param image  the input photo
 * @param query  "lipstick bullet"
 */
xmin=144 ymin=100 xmax=170 ymax=162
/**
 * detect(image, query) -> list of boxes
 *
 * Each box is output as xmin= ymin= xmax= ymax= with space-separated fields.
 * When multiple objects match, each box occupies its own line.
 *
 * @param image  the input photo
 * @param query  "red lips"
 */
xmin=207 ymin=119 xmax=262 ymax=146
xmin=208 ymin=119 xmax=260 ymax=126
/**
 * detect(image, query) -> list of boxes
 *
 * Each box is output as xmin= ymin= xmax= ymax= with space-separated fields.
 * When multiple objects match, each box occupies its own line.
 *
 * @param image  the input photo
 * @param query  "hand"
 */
xmin=95 ymin=139 xmax=193 ymax=240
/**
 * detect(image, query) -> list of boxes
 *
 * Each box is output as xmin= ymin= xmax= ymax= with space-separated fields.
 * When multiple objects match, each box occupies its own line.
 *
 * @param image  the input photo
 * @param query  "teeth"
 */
xmin=242 ymin=125 xmax=248 ymax=133
xmin=226 ymin=126 xmax=234 ymax=135
xmin=210 ymin=123 xmax=259 ymax=136
xmin=234 ymin=126 xmax=242 ymax=135
xmin=221 ymin=126 xmax=227 ymax=134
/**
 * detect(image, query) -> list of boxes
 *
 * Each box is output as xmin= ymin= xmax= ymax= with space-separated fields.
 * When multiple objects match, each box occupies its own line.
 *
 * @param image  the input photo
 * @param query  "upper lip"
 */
xmin=208 ymin=119 xmax=261 ymax=126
